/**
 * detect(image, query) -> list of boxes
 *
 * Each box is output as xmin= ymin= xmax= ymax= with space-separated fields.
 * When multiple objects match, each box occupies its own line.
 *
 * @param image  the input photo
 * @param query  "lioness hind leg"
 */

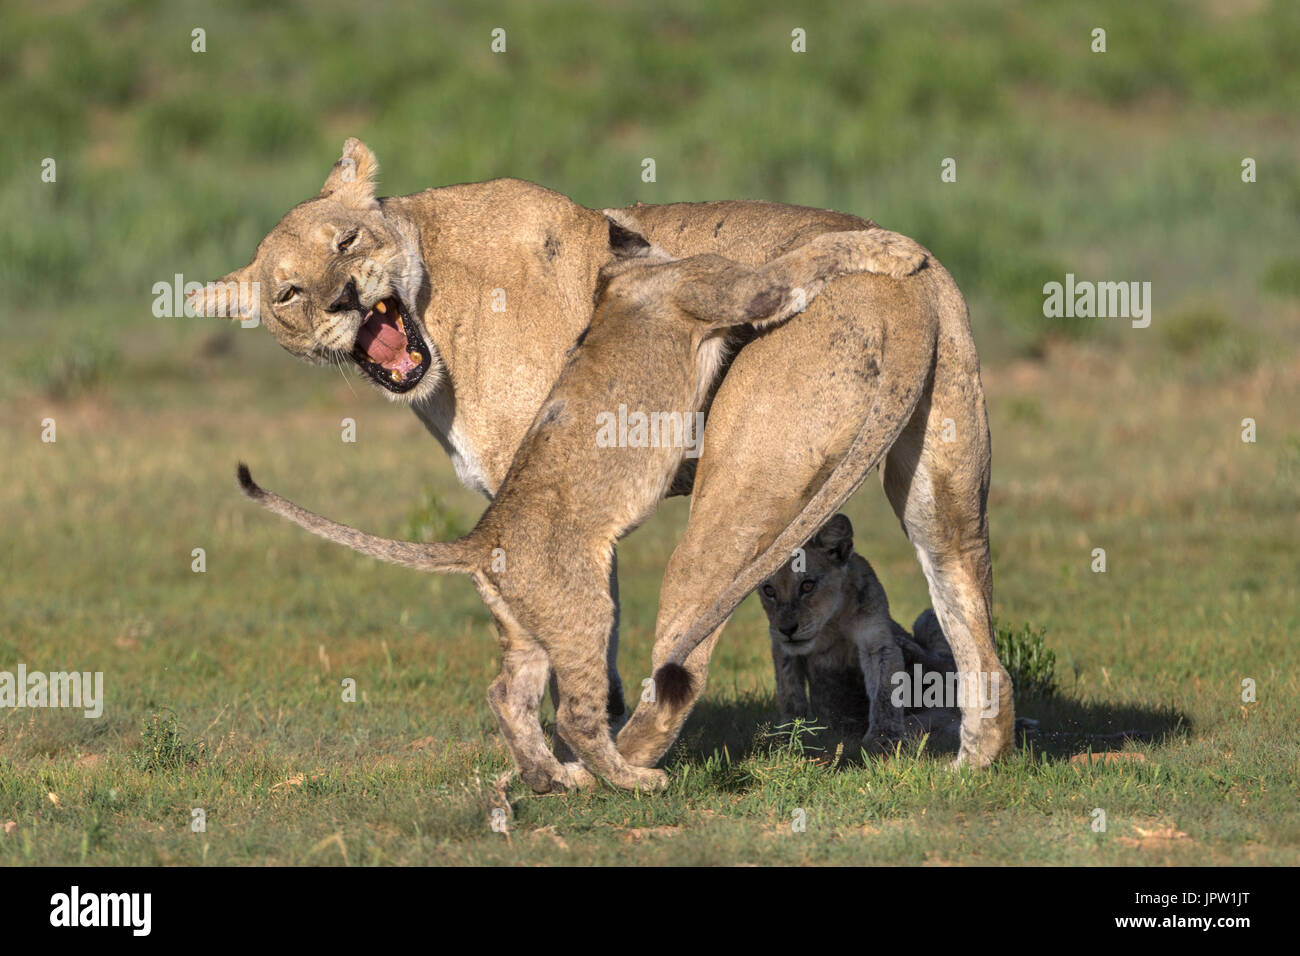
xmin=616 ymin=413 xmax=841 ymax=768
xmin=618 ymin=465 xmax=794 ymax=766
xmin=615 ymin=618 xmax=727 ymax=769
xmin=881 ymin=385 xmax=1014 ymax=768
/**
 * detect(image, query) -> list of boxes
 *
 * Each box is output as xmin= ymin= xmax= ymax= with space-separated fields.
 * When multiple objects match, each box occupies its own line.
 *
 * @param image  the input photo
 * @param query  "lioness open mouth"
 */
xmin=351 ymin=297 xmax=430 ymax=394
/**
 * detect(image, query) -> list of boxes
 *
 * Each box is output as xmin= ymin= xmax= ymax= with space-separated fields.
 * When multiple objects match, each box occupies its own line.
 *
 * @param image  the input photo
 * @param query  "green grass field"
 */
xmin=1 ymin=0 xmax=1298 ymax=865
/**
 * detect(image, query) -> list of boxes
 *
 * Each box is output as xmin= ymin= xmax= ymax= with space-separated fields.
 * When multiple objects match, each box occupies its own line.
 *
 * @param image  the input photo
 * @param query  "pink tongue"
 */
xmin=355 ymin=313 xmax=405 ymax=366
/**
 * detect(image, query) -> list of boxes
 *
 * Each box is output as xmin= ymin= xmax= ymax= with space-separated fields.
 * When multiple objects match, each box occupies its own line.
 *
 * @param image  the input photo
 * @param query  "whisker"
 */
xmin=334 ymin=351 xmax=358 ymax=399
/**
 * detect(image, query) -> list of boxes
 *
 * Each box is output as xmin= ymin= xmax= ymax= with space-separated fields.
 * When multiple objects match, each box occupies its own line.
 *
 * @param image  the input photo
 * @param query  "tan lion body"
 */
xmin=237 ymin=228 xmax=927 ymax=791
xmin=193 ymin=139 xmax=1013 ymax=774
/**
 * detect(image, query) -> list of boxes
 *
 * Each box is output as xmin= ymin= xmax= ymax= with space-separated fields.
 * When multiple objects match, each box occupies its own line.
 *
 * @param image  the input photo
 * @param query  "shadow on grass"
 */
xmin=666 ymin=692 xmax=1190 ymax=768
xmin=1016 ymin=696 xmax=1190 ymax=763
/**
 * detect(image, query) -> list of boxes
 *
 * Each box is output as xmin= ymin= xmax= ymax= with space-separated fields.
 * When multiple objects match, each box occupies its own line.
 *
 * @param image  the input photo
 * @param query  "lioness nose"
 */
xmin=327 ymin=278 xmax=361 ymax=314
xmin=780 ymin=623 xmax=798 ymax=637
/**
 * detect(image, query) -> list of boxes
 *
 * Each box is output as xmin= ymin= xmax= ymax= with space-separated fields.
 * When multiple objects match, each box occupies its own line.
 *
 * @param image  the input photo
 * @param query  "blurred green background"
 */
xmin=2 ymin=0 xmax=1298 ymax=390
xmin=1 ymin=0 xmax=1298 ymax=864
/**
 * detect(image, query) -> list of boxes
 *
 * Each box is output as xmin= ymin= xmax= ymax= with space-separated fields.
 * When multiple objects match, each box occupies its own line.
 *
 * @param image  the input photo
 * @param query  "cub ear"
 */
xmin=812 ymin=513 xmax=854 ymax=563
xmin=319 ymin=137 xmax=380 ymax=209
xmin=185 ymin=266 xmax=259 ymax=321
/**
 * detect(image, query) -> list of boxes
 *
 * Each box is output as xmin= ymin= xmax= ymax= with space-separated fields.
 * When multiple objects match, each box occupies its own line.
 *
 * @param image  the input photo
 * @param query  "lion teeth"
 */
xmin=390 ymin=369 xmax=403 ymax=382
xmin=375 ymin=301 xmax=387 ymax=314
xmin=409 ymin=351 xmax=421 ymax=364
xmin=396 ymin=315 xmax=405 ymax=333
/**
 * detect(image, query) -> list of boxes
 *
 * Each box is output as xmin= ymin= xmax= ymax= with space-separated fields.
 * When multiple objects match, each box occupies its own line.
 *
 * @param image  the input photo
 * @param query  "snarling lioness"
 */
xmin=190 ymin=138 xmax=1014 ymax=770
xmin=237 ymin=228 xmax=927 ymax=792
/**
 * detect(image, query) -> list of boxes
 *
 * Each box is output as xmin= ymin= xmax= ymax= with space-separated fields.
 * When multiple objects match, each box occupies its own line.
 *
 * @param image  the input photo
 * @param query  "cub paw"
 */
xmin=557 ymin=762 xmax=597 ymax=791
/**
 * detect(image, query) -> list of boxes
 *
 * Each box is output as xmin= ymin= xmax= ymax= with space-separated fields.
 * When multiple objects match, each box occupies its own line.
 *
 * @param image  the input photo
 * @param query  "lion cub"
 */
xmin=238 ymin=223 xmax=927 ymax=794
xmin=758 ymin=513 xmax=958 ymax=750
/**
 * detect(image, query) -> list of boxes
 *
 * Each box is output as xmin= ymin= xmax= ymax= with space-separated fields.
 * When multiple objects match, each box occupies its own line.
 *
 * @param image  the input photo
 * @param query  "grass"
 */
xmin=2 ymin=331 xmax=1296 ymax=865
xmin=130 ymin=711 xmax=205 ymax=773
xmin=2 ymin=0 xmax=1299 ymax=371
xmin=994 ymin=621 xmax=1059 ymax=700
xmin=1 ymin=0 xmax=1298 ymax=865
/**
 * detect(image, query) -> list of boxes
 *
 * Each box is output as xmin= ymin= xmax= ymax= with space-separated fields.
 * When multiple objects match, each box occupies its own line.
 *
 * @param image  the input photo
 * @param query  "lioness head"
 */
xmin=188 ymin=138 xmax=438 ymax=400
xmin=758 ymin=513 xmax=857 ymax=655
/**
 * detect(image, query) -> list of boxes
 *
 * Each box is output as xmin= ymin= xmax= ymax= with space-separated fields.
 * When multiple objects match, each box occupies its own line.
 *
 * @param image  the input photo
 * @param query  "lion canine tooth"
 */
xmin=375 ymin=301 xmax=387 ymax=314
xmin=390 ymin=369 xmax=403 ymax=382
xmin=409 ymin=351 xmax=421 ymax=364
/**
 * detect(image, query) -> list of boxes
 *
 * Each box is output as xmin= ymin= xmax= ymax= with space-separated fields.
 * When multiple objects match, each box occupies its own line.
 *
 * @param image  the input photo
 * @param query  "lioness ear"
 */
xmin=319 ymin=137 xmax=379 ymax=209
xmin=185 ymin=266 xmax=259 ymax=321
xmin=812 ymin=514 xmax=854 ymax=563
xmin=601 ymin=211 xmax=669 ymax=261
xmin=607 ymin=218 xmax=652 ymax=257
xmin=593 ymin=213 xmax=674 ymax=299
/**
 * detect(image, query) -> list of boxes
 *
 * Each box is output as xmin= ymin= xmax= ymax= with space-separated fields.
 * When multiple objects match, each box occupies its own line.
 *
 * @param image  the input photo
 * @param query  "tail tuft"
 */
xmin=653 ymin=663 xmax=695 ymax=709
xmin=236 ymin=462 xmax=263 ymax=499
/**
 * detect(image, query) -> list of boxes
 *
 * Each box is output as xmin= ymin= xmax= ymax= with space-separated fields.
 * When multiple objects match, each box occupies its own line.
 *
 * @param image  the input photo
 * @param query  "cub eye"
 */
xmin=799 ymin=580 xmax=816 ymax=594
xmin=276 ymin=286 xmax=299 ymax=305
xmin=762 ymin=585 xmax=776 ymax=598
xmin=336 ymin=229 xmax=358 ymax=253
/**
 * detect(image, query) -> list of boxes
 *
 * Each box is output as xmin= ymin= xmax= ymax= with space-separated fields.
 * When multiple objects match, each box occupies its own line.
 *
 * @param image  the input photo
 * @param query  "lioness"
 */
xmin=190 ymin=138 xmax=1013 ymax=769
xmin=236 ymin=228 xmax=927 ymax=792
xmin=758 ymin=514 xmax=959 ymax=750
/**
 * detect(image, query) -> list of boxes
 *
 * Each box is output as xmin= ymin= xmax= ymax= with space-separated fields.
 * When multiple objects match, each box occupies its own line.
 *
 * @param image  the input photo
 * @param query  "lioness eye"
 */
xmin=800 ymin=580 xmax=816 ymax=594
xmin=276 ymin=286 xmax=299 ymax=304
xmin=762 ymin=586 xmax=776 ymax=598
xmin=336 ymin=230 xmax=358 ymax=253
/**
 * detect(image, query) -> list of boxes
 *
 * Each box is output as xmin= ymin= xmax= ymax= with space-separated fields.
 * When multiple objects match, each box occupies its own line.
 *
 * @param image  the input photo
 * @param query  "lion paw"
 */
xmin=557 ymin=762 xmax=597 ymax=791
xmin=629 ymin=768 xmax=669 ymax=792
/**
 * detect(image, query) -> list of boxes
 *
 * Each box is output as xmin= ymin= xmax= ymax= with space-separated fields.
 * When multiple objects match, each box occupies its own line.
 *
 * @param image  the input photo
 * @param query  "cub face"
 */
xmin=758 ymin=513 xmax=855 ymax=657
xmin=189 ymin=139 xmax=440 ymax=403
